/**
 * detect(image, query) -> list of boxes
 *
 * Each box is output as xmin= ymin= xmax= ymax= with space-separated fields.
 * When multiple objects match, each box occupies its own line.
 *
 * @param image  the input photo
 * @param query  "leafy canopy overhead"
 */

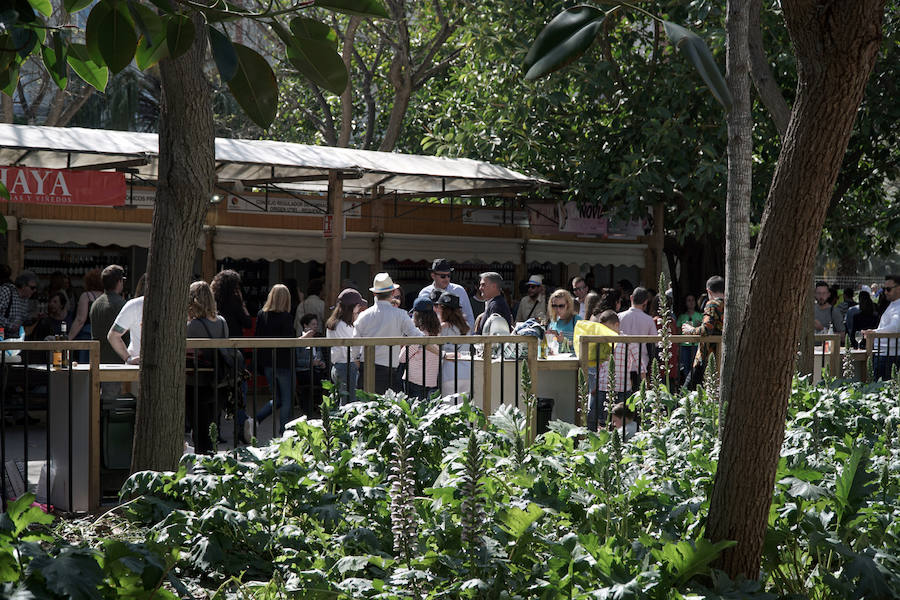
xmin=0 ymin=0 xmax=387 ymax=129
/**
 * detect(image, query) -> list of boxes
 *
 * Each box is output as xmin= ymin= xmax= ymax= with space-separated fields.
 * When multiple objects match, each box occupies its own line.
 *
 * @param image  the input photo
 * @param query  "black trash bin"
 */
xmin=102 ymin=394 xmax=136 ymax=470
xmin=536 ymin=397 xmax=554 ymax=435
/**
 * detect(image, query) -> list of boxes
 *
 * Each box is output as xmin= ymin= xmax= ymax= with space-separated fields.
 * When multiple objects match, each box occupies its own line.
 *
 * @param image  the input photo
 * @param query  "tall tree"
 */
xmin=0 ymin=0 xmax=387 ymax=472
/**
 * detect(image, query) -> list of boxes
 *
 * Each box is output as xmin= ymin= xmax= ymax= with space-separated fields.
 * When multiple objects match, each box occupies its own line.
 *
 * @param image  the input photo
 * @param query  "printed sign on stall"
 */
xmin=558 ymin=201 xmax=608 ymax=236
xmin=0 ymin=166 xmax=125 ymax=206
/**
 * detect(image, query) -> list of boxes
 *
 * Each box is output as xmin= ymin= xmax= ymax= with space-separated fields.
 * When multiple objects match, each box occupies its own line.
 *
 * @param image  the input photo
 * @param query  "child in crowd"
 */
xmin=401 ymin=298 xmax=442 ymax=399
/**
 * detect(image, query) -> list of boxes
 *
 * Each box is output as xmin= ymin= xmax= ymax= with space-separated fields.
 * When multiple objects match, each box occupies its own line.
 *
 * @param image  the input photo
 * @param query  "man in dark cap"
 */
xmin=418 ymin=258 xmax=475 ymax=333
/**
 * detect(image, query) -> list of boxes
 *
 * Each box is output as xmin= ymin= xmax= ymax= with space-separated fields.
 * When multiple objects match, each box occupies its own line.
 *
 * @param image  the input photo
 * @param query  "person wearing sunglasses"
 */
xmin=862 ymin=274 xmax=900 ymax=381
xmin=516 ymin=274 xmax=548 ymax=324
xmin=546 ymin=289 xmax=581 ymax=351
xmin=418 ymin=258 xmax=475 ymax=333
xmin=0 ymin=270 xmax=38 ymax=336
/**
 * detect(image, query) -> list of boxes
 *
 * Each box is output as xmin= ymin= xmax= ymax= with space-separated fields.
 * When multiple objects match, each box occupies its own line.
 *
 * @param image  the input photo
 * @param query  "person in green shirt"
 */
xmin=676 ymin=293 xmax=702 ymax=384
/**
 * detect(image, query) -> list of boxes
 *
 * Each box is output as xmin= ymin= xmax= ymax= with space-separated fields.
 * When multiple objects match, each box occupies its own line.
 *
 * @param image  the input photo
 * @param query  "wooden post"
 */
xmin=6 ymin=214 xmax=23 ymax=274
xmin=527 ymin=338 xmax=539 ymax=441
xmin=325 ymin=171 xmax=344 ymax=306
xmin=482 ymin=342 xmax=493 ymax=415
xmin=88 ymin=340 xmax=101 ymax=512
xmin=363 ymin=345 xmax=375 ymax=393
xmin=370 ymin=192 xmax=386 ymax=284
xmin=201 ymin=228 xmax=216 ymax=282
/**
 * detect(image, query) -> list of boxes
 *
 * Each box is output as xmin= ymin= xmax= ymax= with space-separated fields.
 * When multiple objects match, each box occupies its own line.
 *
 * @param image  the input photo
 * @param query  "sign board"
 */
xmin=558 ymin=201 xmax=608 ymax=235
xmin=0 ymin=166 xmax=125 ymax=206
xmin=461 ymin=207 xmax=529 ymax=227
xmin=323 ymin=214 xmax=334 ymax=239
xmin=226 ymin=193 xmax=361 ymax=217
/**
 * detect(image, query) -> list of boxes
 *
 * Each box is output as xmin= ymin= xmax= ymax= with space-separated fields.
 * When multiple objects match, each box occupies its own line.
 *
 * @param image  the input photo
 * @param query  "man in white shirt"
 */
xmin=572 ymin=276 xmax=590 ymax=319
xmin=863 ymin=274 xmax=900 ymax=381
xmin=617 ymin=286 xmax=657 ymax=392
xmin=108 ymin=274 xmax=147 ymax=365
xmin=515 ymin=274 xmax=547 ymax=323
xmin=355 ymin=273 xmax=422 ymax=393
xmin=418 ymin=258 xmax=475 ymax=333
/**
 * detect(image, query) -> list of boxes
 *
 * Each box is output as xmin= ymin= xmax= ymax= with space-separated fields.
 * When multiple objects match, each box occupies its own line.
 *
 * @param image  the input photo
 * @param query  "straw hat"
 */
xmin=370 ymin=272 xmax=400 ymax=293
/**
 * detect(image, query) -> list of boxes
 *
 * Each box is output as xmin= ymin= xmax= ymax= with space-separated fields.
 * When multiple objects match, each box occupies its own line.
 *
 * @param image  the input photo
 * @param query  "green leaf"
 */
xmin=64 ymin=0 xmax=94 ymax=13
xmin=26 ymin=0 xmax=51 ymax=17
xmin=290 ymin=16 xmax=338 ymax=46
xmin=166 ymin=13 xmax=195 ymax=60
xmin=7 ymin=493 xmax=54 ymax=536
xmin=208 ymin=25 xmax=237 ymax=82
xmin=97 ymin=4 xmax=137 ymax=73
xmin=226 ymin=43 xmax=278 ymax=128
xmin=780 ymin=476 xmax=828 ymax=501
xmin=661 ymin=21 xmax=733 ymax=110
xmin=523 ymin=5 xmax=604 ymax=80
xmin=499 ymin=502 xmax=544 ymax=539
xmin=0 ymin=61 xmax=18 ymax=96
xmin=834 ymin=444 xmax=877 ymax=521
xmin=41 ymin=43 xmax=67 ymax=89
xmin=66 ymin=43 xmax=109 ymax=91
xmin=85 ymin=1 xmax=113 ymax=65
xmin=652 ymin=538 xmax=736 ymax=586
xmin=31 ymin=547 xmax=105 ymax=600
xmin=133 ymin=2 xmax=167 ymax=70
xmin=11 ymin=26 xmax=38 ymax=60
xmin=286 ymin=35 xmax=348 ymax=95
xmin=315 ymin=0 xmax=389 ymax=18
xmin=0 ymin=35 xmax=18 ymax=72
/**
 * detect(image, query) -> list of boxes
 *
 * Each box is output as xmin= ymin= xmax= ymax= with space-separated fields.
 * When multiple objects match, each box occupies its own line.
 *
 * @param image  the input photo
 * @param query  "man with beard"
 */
xmin=813 ymin=280 xmax=845 ymax=334
xmin=515 ymin=274 xmax=547 ymax=323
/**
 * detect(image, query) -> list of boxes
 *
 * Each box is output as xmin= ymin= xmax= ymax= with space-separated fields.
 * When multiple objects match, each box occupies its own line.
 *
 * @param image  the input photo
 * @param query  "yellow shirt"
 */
xmin=573 ymin=320 xmax=617 ymax=362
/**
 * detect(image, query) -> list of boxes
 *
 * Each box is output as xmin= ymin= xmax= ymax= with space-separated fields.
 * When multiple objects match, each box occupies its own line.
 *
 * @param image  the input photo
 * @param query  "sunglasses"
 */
xmin=573 ymin=285 xmax=587 ymax=292
xmin=435 ymin=273 xmax=451 ymax=279
xmin=551 ymin=303 xmax=566 ymax=308
xmin=885 ymin=285 xmax=896 ymax=292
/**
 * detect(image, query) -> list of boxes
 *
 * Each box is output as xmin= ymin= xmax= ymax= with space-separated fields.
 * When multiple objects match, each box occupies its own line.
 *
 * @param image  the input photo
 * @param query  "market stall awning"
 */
xmin=18 ymin=218 xmax=205 ymax=249
xmin=0 ymin=124 xmax=550 ymax=198
xmin=380 ymin=233 xmax=521 ymax=264
xmin=213 ymin=226 xmax=374 ymax=263
xmin=526 ymin=239 xmax=646 ymax=268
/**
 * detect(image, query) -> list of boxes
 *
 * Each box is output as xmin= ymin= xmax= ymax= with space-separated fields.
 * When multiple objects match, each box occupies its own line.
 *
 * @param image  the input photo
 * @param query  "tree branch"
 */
xmin=748 ymin=0 xmax=790 ymax=137
xmin=338 ymin=16 xmax=361 ymax=147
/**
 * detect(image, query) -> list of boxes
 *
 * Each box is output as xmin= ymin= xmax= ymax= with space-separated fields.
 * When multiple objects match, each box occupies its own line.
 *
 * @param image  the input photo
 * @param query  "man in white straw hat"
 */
xmin=354 ymin=272 xmax=422 ymax=393
xmin=515 ymin=274 xmax=547 ymax=323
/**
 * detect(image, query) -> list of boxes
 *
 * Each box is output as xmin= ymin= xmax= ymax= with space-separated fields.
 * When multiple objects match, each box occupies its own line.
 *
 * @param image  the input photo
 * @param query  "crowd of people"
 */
xmin=2 ymin=260 xmax=898 ymax=446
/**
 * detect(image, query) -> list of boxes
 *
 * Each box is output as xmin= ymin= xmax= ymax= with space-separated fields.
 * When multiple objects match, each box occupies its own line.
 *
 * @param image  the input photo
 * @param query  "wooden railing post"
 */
xmin=88 ymin=340 xmax=101 ymax=512
xmin=527 ymin=338 xmax=538 ymax=440
xmin=363 ymin=346 xmax=375 ymax=394
xmin=482 ymin=342 xmax=493 ymax=415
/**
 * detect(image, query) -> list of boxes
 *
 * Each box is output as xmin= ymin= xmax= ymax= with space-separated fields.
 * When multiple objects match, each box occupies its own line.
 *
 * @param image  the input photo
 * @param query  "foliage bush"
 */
xmin=1 ymin=380 xmax=899 ymax=598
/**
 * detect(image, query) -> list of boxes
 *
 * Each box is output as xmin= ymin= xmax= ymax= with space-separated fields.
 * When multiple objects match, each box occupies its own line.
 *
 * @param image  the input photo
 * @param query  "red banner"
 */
xmin=0 ymin=166 xmax=125 ymax=206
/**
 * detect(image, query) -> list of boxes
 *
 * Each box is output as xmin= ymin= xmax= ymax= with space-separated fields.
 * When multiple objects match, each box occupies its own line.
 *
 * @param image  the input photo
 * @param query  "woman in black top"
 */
xmin=253 ymin=284 xmax=296 ymax=435
xmin=211 ymin=269 xmax=252 ymax=338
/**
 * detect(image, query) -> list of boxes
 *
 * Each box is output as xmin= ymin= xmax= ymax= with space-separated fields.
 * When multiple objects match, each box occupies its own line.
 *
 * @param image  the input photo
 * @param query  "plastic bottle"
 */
xmin=0 ymin=326 xmax=4 ymax=342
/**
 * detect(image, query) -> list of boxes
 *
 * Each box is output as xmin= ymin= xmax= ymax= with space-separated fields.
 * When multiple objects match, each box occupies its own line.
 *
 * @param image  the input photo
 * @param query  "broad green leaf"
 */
xmin=32 ymin=548 xmax=105 ymax=599
xmin=0 ymin=183 xmax=8 ymax=200
xmin=11 ymin=26 xmax=38 ymax=60
xmin=166 ymin=13 xmax=195 ymax=60
xmin=97 ymin=4 xmax=137 ymax=73
xmin=286 ymin=35 xmax=348 ymax=95
xmin=523 ymin=6 xmax=604 ymax=80
xmin=779 ymin=476 xmax=828 ymax=501
xmin=291 ymin=16 xmax=338 ymax=46
xmin=315 ymin=0 xmax=388 ymax=18
xmin=208 ymin=25 xmax=237 ymax=82
xmin=85 ymin=1 xmax=113 ymax=65
xmin=7 ymin=493 xmax=54 ymax=536
xmin=145 ymin=0 xmax=174 ymax=12
xmin=67 ymin=43 xmax=109 ymax=91
xmin=133 ymin=2 xmax=168 ymax=69
xmin=0 ymin=61 xmax=19 ymax=96
xmin=662 ymin=21 xmax=733 ymax=110
xmin=652 ymin=538 xmax=736 ymax=586
xmin=226 ymin=43 xmax=278 ymax=129
xmin=41 ymin=43 xmax=67 ymax=89
xmin=64 ymin=0 xmax=94 ymax=12
xmin=27 ymin=0 xmax=51 ymax=17
xmin=0 ymin=35 xmax=17 ymax=72
xmin=834 ymin=444 xmax=877 ymax=521
xmin=499 ymin=502 xmax=544 ymax=539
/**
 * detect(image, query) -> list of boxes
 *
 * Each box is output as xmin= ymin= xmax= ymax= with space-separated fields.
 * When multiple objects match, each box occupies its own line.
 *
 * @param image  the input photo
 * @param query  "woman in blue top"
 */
xmin=546 ymin=289 xmax=580 ymax=350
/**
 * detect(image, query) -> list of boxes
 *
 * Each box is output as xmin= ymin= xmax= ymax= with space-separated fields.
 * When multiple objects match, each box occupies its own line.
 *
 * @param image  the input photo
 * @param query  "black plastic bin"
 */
xmin=536 ymin=397 xmax=554 ymax=435
xmin=102 ymin=394 xmax=136 ymax=470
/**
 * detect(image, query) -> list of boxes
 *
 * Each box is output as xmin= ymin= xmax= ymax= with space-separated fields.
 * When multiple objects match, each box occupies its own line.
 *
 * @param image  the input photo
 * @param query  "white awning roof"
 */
xmin=0 ymin=124 xmax=549 ymax=197
xmin=212 ymin=226 xmax=374 ymax=263
xmin=381 ymin=233 xmax=521 ymax=264
xmin=527 ymin=239 xmax=646 ymax=268
xmin=18 ymin=218 xmax=205 ymax=249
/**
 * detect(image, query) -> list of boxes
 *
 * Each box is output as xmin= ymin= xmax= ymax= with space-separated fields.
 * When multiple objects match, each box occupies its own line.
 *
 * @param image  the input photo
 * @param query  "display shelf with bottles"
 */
xmin=24 ymin=245 xmax=130 ymax=284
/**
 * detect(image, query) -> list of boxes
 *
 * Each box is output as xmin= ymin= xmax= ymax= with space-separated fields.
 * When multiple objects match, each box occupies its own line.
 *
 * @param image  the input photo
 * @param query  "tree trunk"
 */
xmin=131 ymin=11 xmax=215 ymax=472
xmin=748 ymin=0 xmax=790 ymax=137
xmin=708 ymin=0 xmax=885 ymax=579
xmin=719 ymin=0 xmax=753 ymax=416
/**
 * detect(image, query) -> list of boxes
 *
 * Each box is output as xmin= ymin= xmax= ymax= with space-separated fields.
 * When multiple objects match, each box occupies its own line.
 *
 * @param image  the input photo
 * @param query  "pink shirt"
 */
xmin=617 ymin=306 xmax=657 ymax=375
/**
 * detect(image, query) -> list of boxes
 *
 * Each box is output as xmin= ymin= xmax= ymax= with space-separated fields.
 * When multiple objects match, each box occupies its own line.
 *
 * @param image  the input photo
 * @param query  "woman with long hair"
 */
xmin=435 ymin=291 xmax=471 ymax=397
xmin=185 ymin=280 xmax=228 ymax=454
xmin=68 ymin=268 xmax=103 ymax=363
xmin=546 ymin=289 xmax=581 ymax=348
xmin=211 ymin=269 xmax=252 ymax=339
xmin=326 ymin=288 xmax=365 ymax=404
xmin=401 ymin=298 xmax=442 ymax=399
xmin=253 ymin=284 xmax=296 ymax=436
xmin=847 ymin=290 xmax=879 ymax=348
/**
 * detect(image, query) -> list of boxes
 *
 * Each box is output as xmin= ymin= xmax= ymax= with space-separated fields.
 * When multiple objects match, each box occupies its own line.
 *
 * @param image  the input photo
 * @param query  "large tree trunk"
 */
xmin=707 ymin=0 xmax=885 ymax=579
xmin=131 ymin=12 xmax=215 ymax=472
xmin=719 ymin=0 xmax=753 ymax=414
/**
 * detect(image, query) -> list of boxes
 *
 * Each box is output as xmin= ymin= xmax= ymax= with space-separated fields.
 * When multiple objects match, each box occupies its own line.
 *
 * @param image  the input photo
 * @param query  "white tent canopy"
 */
xmin=0 ymin=124 xmax=548 ymax=197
